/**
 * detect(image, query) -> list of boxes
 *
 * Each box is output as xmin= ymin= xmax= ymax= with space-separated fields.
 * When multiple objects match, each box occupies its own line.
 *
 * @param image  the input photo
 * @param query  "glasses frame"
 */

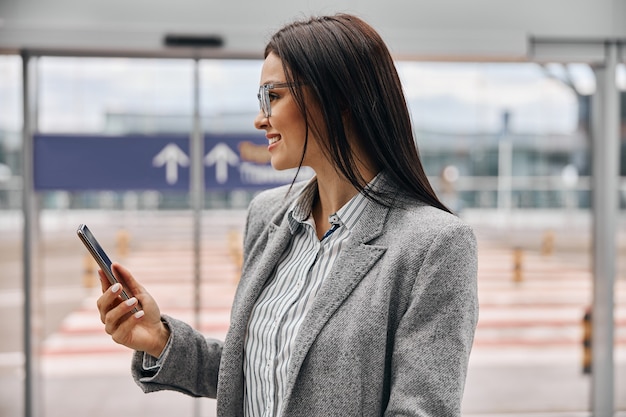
xmin=257 ymin=82 xmax=294 ymax=118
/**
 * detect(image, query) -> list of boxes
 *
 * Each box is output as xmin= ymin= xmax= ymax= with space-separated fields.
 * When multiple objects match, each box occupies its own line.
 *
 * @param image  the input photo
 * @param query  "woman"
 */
xmin=97 ymin=13 xmax=478 ymax=416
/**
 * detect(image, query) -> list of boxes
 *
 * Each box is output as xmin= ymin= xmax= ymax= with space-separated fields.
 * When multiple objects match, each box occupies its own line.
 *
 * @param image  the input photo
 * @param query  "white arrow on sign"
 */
xmin=152 ymin=143 xmax=190 ymax=185
xmin=204 ymin=143 xmax=240 ymax=184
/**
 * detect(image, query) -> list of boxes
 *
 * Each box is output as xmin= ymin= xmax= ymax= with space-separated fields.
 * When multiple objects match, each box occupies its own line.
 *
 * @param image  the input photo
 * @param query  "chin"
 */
xmin=270 ymin=159 xmax=298 ymax=171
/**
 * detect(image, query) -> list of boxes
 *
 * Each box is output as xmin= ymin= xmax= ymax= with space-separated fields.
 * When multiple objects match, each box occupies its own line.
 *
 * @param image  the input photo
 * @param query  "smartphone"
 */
xmin=76 ymin=223 xmax=138 ymax=313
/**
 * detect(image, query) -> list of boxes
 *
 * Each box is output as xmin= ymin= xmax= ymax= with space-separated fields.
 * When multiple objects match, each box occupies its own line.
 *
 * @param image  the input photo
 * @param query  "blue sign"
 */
xmin=33 ymin=133 xmax=313 ymax=191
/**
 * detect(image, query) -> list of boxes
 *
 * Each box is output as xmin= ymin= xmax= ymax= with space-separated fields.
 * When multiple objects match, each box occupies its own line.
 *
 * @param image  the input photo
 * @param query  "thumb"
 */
xmin=111 ymin=263 xmax=144 ymax=296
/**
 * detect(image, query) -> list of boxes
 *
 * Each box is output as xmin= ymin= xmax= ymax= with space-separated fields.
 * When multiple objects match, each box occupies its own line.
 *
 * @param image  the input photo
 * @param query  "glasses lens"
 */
xmin=258 ymin=85 xmax=270 ymax=117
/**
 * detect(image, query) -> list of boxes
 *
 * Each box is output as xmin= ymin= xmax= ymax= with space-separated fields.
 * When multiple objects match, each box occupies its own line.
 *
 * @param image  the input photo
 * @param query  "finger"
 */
xmin=96 ymin=282 xmax=124 ymax=323
xmin=104 ymin=296 xmax=140 ymax=336
xmin=98 ymin=270 xmax=111 ymax=293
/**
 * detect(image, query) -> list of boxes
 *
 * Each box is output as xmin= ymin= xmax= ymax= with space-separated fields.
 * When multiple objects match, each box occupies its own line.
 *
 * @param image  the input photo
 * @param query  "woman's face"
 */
xmin=254 ymin=52 xmax=325 ymax=172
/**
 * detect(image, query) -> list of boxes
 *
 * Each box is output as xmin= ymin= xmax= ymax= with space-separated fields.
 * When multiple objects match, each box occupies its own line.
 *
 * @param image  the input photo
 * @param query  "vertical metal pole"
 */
xmin=191 ymin=57 xmax=204 ymax=338
xmin=21 ymin=50 xmax=39 ymax=417
xmin=497 ymin=138 xmax=512 ymax=212
xmin=190 ymin=57 xmax=204 ymax=417
xmin=590 ymin=41 xmax=619 ymax=417
xmin=497 ymin=111 xmax=513 ymax=214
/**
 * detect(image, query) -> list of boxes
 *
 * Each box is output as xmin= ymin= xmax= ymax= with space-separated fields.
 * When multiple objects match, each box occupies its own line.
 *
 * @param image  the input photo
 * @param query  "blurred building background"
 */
xmin=2 ymin=57 xmax=615 ymax=212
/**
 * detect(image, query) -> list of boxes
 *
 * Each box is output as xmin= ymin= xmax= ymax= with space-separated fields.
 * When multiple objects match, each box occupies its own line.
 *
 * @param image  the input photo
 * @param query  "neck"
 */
xmin=309 ymin=134 xmax=378 ymax=236
xmin=310 ymin=168 xmax=375 ymax=239
xmin=314 ymin=179 xmax=355 ymax=217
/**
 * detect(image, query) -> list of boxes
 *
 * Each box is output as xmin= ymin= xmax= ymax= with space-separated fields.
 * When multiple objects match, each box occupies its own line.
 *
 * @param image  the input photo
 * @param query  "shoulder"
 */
xmin=379 ymin=203 xmax=477 ymax=301
xmin=373 ymin=172 xmax=474 ymax=242
xmin=383 ymin=202 xmax=476 ymax=256
xmin=389 ymin=202 xmax=472 ymax=234
xmin=249 ymin=182 xmax=300 ymax=211
xmin=247 ymin=181 xmax=306 ymax=222
xmin=243 ymin=181 xmax=308 ymax=243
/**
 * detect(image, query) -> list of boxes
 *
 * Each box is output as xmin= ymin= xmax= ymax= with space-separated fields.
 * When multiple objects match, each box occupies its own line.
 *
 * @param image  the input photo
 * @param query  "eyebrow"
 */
xmin=260 ymin=80 xmax=288 ymax=86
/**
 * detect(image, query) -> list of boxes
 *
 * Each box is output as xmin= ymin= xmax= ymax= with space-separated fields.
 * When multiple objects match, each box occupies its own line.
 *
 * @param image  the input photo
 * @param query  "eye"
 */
xmin=268 ymin=91 xmax=280 ymax=102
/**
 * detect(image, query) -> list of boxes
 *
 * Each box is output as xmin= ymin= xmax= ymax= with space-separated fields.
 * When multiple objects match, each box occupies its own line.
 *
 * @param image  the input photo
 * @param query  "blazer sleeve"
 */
xmin=131 ymin=315 xmax=223 ymax=398
xmin=127 ymin=184 xmax=295 ymax=400
xmin=385 ymin=221 xmax=478 ymax=416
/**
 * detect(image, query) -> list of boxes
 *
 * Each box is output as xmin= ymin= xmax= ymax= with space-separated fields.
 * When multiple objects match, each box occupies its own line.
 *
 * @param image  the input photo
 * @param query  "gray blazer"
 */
xmin=132 ymin=179 xmax=478 ymax=416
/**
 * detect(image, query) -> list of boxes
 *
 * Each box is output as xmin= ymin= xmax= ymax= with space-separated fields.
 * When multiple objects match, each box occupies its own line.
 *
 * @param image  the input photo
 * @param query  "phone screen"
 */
xmin=77 ymin=224 xmax=137 ymax=311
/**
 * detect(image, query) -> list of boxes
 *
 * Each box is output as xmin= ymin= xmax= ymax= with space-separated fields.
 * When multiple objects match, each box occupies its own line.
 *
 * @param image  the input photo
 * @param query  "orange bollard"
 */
xmin=228 ymin=229 xmax=243 ymax=278
xmin=582 ymin=308 xmax=592 ymax=374
xmin=541 ymin=229 xmax=555 ymax=256
xmin=512 ymin=247 xmax=523 ymax=283
xmin=116 ymin=228 xmax=131 ymax=258
xmin=83 ymin=254 xmax=97 ymax=288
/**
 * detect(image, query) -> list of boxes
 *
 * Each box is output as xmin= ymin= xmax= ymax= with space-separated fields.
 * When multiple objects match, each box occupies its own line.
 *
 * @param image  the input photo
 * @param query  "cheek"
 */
xmin=280 ymin=111 xmax=308 ymax=142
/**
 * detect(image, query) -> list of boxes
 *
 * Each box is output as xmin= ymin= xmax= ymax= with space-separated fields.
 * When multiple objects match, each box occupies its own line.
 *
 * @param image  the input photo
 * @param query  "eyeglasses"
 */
xmin=257 ymin=82 xmax=294 ymax=118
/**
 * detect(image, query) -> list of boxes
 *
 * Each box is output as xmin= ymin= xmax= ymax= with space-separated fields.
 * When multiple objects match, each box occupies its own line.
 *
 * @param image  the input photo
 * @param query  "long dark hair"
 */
xmin=265 ymin=14 xmax=451 ymax=213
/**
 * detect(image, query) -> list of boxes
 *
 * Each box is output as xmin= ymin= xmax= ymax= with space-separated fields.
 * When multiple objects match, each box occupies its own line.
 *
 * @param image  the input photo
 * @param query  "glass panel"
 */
xmin=397 ymin=61 xmax=589 ymax=211
xmin=200 ymin=59 xmax=261 ymax=135
xmin=0 ymin=54 xmax=24 ymax=417
xmin=397 ymin=61 xmax=599 ymax=413
xmin=34 ymin=57 xmax=222 ymax=415
xmin=37 ymin=57 xmax=196 ymax=211
xmin=39 ymin=57 xmax=195 ymax=135
xmin=199 ymin=59 xmax=264 ymax=209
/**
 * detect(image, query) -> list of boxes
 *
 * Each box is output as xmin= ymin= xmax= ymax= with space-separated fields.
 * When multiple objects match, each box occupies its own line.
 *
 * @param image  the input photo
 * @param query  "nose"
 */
xmin=254 ymin=110 xmax=269 ymax=130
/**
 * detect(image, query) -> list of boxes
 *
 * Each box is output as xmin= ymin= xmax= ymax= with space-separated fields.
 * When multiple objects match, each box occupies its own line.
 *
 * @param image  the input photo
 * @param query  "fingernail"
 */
xmin=111 ymin=283 xmax=121 ymax=293
xmin=134 ymin=310 xmax=145 ymax=319
xmin=125 ymin=297 xmax=137 ymax=307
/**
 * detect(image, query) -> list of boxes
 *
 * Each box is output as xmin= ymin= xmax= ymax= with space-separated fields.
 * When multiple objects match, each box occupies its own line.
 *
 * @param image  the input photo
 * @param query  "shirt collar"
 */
xmin=287 ymin=177 xmax=318 ymax=234
xmin=287 ymin=174 xmax=381 ymax=235
xmin=335 ymin=173 xmax=381 ymax=232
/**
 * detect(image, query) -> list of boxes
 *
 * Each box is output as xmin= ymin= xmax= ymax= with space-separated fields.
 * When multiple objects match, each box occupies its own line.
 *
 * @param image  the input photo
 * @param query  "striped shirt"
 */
xmin=243 ymin=178 xmax=372 ymax=417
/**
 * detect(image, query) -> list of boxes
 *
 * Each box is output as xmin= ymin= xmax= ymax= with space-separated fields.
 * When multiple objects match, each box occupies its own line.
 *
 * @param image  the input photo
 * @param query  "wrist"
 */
xmin=148 ymin=319 xmax=171 ymax=358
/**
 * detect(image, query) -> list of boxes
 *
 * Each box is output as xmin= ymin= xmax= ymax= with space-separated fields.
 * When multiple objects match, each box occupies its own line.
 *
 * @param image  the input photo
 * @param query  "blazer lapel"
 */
xmin=282 ymin=198 xmax=390 ymax=403
xmin=217 ymin=213 xmax=294 ymax=417
xmin=224 ymin=214 xmax=294 ymax=344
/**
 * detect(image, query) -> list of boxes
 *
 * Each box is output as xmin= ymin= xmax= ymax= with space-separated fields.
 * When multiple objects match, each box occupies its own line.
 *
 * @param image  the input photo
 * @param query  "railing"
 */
xmin=4 ymin=174 xmax=626 ymax=211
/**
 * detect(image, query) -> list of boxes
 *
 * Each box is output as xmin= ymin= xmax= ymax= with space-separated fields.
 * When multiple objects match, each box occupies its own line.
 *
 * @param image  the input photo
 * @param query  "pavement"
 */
xmin=1 ymin=209 xmax=626 ymax=417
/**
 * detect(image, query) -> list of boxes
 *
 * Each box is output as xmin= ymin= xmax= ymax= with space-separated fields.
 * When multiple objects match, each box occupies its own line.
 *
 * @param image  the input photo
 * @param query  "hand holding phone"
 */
xmin=77 ymin=224 xmax=169 ymax=356
xmin=77 ymin=224 xmax=138 ymax=313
